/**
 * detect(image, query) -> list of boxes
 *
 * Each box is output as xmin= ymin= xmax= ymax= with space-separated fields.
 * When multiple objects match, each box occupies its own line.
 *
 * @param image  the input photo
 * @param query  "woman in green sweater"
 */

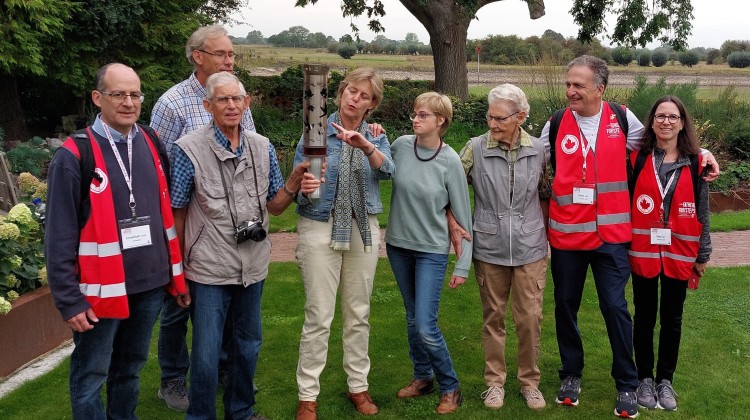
xmin=385 ymin=91 xmax=473 ymax=415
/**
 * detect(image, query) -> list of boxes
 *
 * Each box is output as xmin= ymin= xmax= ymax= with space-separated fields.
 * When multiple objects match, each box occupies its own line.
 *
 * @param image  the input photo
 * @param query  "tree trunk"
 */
xmin=400 ymin=0 xmax=473 ymax=100
xmin=429 ymin=23 xmax=471 ymax=100
xmin=0 ymin=74 xmax=29 ymax=146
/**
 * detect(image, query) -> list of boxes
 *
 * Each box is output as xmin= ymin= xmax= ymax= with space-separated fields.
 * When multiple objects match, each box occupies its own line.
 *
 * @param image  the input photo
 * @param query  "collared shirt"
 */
xmin=459 ymin=129 xmax=551 ymax=200
xmin=150 ymin=72 xmax=256 ymax=158
xmin=170 ymin=124 xmax=283 ymax=208
xmin=91 ymin=113 xmax=140 ymax=142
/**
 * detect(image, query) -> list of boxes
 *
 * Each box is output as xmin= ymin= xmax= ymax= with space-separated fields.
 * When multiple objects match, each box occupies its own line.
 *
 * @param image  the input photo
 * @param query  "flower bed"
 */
xmin=0 ymin=286 xmax=71 ymax=378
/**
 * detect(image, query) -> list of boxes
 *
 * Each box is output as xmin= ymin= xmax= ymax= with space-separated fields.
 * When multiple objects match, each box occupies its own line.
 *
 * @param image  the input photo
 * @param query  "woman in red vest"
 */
xmin=628 ymin=96 xmax=712 ymax=412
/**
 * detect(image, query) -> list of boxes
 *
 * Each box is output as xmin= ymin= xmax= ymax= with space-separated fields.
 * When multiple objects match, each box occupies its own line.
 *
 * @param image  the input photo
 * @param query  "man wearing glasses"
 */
xmin=150 ymin=24 xmax=256 ymax=411
xmin=169 ymin=72 xmax=321 ymax=420
xmin=45 ymin=63 xmax=189 ymax=419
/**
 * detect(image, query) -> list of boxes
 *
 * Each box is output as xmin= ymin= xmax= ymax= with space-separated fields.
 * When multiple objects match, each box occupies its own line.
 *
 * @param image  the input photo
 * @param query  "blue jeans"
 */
xmin=386 ymin=244 xmax=460 ymax=393
xmin=551 ymin=243 xmax=638 ymax=392
xmin=187 ymin=280 xmax=264 ymax=420
xmin=69 ymin=287 xmax=163 ymax=420
xmin=158 ymin=293 xmax=190 ymax=382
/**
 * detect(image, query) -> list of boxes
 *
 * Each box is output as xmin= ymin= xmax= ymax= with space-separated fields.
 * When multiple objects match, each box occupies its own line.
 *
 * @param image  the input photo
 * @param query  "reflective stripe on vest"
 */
xmin=78 ymin=241 xmax=121 ymax=258
xmin=79 ymin=282 xmax=127 ymax=298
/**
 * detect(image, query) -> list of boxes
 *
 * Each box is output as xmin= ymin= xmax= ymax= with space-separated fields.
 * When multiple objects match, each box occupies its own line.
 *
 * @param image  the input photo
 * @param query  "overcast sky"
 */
xmin=228 ymin=0 xmax=740 ymax=50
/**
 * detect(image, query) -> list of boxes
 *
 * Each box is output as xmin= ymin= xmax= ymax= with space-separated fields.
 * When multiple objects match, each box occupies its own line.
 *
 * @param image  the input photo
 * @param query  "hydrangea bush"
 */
xmin=0 ymin=173 xmax=47 ymax=315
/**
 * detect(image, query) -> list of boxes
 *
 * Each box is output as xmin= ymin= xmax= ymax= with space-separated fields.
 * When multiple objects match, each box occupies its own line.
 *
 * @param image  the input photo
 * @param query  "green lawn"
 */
xmin=1 ymin=263 xmax=748 ymax=419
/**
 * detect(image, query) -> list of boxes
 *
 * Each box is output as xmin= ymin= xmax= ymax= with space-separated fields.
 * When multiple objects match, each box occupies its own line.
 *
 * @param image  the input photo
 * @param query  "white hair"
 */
xmin=205 ymin=72 xmax=246 ymax=99
xmin=487 ymin=83 xmax=530 ymax=118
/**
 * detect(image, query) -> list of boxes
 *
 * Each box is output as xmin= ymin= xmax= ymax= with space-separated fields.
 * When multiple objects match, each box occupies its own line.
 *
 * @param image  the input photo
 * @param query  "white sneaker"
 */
xmin=481 ymin=385 xmax=505 ymax=409
xmin=522 ymin=388 xmax=546 ymax=410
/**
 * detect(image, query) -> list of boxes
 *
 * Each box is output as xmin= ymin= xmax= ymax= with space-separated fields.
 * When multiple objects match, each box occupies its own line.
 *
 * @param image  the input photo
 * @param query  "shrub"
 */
xmin=707 ymin=48 xmax=721 ymax=65
xmin=727 ymin=51 xmax=750 ymax=68
xmin=708 ymin=161 xmax=750 ymax=193
xmin=724 ymin=119 xmax=750 ymax=160
xmin=337 ymin=44 xmax=357 ymax=59
xmin=0 ymin=202 xmax=46 ymax=308
xmin=678 ymin=50 xmax=700 ymax=67
xmin=637 ymin=49 xmax=651 ymax=66
xmin=651 ymin=49 xmax=669 ymax=67
xmin=5 ymin=137 xmax=52 ymax=178
xmin=611 ymin=46 xmax=633 ymax=66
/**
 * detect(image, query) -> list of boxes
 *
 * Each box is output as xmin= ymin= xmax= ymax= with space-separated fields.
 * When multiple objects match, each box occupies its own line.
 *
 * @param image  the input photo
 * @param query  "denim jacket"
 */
xmin=294 ymin=112 xmax=394 ymax=221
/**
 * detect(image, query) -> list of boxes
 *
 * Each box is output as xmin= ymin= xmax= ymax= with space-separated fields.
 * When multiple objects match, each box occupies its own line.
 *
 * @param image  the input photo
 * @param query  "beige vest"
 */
xmin=177 ymin=124 xmax=271 ymax=286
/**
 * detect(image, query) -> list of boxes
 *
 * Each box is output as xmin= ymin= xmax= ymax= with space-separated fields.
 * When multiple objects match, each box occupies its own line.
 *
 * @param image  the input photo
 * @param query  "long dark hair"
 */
xmin=640 ymin=95 xmax=701 ymax=157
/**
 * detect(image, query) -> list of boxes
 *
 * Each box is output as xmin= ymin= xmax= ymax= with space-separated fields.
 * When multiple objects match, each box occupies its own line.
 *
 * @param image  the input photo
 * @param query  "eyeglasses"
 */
xmin=198 ymin=49 xmax=238 ymax=59
xmin=410 ymin=112 xmax=437 ymax=121
xmin=486 ymin=112 xmax=519 ymax=123
xmin=209 ymin=95 xmax=246 ymax=106
xmin=655 ymin=114 xmax=681 ymax=123
xmin=99 ymin=91 xmax=145 ymax=103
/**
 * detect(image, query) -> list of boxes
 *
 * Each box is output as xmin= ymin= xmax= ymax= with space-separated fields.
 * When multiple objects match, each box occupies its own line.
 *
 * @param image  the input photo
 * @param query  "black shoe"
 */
xmin=556 ymin=376 xmax=581 ymax=406
xmin=614 ymin=391 xmax=639 ymax=418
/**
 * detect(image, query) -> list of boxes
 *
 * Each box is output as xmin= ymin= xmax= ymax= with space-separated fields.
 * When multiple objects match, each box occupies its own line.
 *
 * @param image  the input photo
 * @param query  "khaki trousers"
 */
xmin=474 ymin=257 xmax=547 ymax=390
xmin=295 ymin=215 xmax=380 ymax=401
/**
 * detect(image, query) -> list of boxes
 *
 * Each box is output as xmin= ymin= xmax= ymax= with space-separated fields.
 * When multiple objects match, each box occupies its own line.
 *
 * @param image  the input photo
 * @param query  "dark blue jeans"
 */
xmin=551 ymin=243 xmax=638 ymax=392
xmin=158 ymin=293 xmax=190 ymax=382
xmin=158 ymin=292 xmax=231 ymax=383
xmin=386 ymin=244 xmax=460 ymax=394
xmin=186 ymin=280 xmax=264 ymax=420
xmin=69 ymin=287 xmax=163 ymax=420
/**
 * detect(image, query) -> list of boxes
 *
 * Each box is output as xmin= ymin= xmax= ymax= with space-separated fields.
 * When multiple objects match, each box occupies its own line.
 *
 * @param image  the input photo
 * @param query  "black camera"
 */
xmin=234 ymin=218 xmax=266 ymax=244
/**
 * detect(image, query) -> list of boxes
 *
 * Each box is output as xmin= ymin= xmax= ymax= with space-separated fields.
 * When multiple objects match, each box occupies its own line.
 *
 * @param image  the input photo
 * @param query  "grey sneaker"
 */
xmin=656 ymin=379 xmax=678 ymax=411
xmin=614 ymin=391 xmax=639 ymax=418
xmin=158 ymin=378 xmax=189 ymax=411
xmin=556 ymin=376 xmax=581 ymax=406
xmin=636 ymin=378 xmax=657 ymax=409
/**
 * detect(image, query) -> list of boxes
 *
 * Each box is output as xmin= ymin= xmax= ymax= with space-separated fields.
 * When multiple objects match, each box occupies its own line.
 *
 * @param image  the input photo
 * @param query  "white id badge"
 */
xmin=572 ymin=183 xmax=595 ymax=205
xmin=650 ymin=228 xmax=672 ymax=245
xmin=119 ymin=216 xmax=152 ymax=250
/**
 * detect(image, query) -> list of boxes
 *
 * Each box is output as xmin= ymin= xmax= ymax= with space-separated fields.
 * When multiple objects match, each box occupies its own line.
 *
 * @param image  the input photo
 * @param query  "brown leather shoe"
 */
xmin=396 ymin=378 xmax=435 ymax=398
xmin=436 ymin=388 xmax=462 ymax=415
xmin=296 ymin=400 xmax=318 ymax=420
xmin=347 ymin=390 xmax=379 ymax=415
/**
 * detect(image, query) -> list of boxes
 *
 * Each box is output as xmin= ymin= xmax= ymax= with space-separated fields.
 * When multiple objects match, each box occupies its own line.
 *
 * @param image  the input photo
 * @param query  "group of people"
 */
xmin=43 ymin=22 xmax=717 ymax=420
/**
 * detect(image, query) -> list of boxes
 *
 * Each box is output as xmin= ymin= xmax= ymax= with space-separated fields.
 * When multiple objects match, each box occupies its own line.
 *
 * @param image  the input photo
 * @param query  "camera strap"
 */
xmin=214 ymin=135 xmax=265 ymax=229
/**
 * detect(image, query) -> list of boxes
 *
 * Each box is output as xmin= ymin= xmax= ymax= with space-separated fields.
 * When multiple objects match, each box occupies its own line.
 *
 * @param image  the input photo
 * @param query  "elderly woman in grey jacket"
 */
xmin=452 ymin=84 xmax=550 ymax=411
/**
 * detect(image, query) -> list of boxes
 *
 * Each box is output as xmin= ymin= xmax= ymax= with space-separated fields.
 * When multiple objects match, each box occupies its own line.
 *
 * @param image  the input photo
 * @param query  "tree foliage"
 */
xmin=0 ymin=0 xmax=77 ymax=75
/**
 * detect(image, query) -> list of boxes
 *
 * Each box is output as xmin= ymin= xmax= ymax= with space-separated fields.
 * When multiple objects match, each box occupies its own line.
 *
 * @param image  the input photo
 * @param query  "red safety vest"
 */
xmin=548 ymin=104 xmax=632 ymax=250
xmin=62 ymin=127 xmax=186 ymax=318
xmin=628 ymin=152 xmax=703 ymax=280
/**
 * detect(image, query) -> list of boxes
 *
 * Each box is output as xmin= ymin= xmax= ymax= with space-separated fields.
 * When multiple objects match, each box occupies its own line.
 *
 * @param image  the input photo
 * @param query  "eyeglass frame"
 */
xmin=197 ymin=49 xmax=239 ymax=59
xmin=654 ymin=113 xmax=681 ymax=123
xmin=207 ymin=95 xmax=247 ymax=106
xmin=486 ymin=111 xmax=519 ymax=123
xmin=98 ymin=91 xmax=145 ymax=104
xmin=410 ymin=112 xmax=438 ymax=121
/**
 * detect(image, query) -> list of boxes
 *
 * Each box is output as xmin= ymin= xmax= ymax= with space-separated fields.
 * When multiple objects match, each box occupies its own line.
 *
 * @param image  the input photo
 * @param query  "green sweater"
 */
xmin=385 ymin=135 xmax=473 ymax=278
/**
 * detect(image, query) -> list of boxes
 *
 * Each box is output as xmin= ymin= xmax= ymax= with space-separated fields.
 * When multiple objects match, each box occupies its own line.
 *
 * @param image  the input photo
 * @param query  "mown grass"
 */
xmin=1 ymin=263 xmax=748 ymax=419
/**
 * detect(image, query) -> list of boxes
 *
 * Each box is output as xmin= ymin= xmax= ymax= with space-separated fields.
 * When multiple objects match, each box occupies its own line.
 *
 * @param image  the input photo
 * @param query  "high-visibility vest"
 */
xmin=628 ymin=151 xmax=703 ymax=280
xmin=548 ymin=104 xmax=632 ymax=250
xmin=62 ymin=128 xmax=186 ymax=318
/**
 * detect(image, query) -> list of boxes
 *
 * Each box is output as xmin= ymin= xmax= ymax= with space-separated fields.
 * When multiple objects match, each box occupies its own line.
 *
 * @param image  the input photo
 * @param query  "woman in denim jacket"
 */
xmin=293 ymin=67 xmax=394 ymax=420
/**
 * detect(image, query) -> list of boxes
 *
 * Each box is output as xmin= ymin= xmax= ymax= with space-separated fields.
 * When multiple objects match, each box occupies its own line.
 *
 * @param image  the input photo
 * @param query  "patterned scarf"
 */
xmin=330 ymin=114 xmax=372 ymax=252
